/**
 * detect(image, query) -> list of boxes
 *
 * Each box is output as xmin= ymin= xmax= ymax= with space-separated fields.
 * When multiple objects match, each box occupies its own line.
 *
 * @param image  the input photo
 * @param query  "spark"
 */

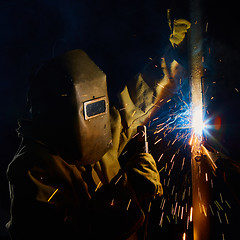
xmin=126 ymin=199 xmax=132 ymax=211
xmin=148 ymin=201 xmax=152 ymax=212
xmin=159 ymin=167 xmax=165 ymax=173
xmin=178 ymin=205 xmax=181 ymax=217
xmin=154 ymin=138 xmax=162 ymax=145
xmin=190 ymin=207 xmax=193 ymax=222
xmin=132 ymin=132 xmax=140 ymax=139
xmin=160 ymin=198 xmax=164 ymax=209
xmin=170 ymin=153 xmax=176 ymax=163
xmin=217 ymin=211 xmax=222 ymax=224
xmin=211 ymin=179 xmax=214 ymax=188
xmin=183 ymin=232 xmax=186 ymax=240
xmin=171 ymin=138 xmax=178 ymax=145
xmin=181 ymin=207 xmax=184 ymax=219
xmin=159 ymin=212 xmax=164 ymax=226
xmin=220 ymin=193 xmax=223 ymax=203
xmin=121 ymin=150 xmax=128 ymax=156
xmin=47 ymin=188 xmax=59 ymax=202
xmin=175 ymin=192 xmax=178 ymax=201
xmin=154 ymin=128 xmax=164 ymax=134
xmin=189 ymin=134 xmax=194 ymax=145
xmin=95 ymin=181 xmax=102 ymax=192
xmin=214 ymin=200 xmax=223 ymax=211
xmin=158 ymin=153 xmax=164 ymax=162
xmin=114 ymin=174 xmax=123 ymax=185
xmin=181 ymin=157 xmax=186 ymax=170
xmin=182 ymin=189 xmax=186 ymax=201
xmin=170 ymin=159 xmax=175 ymax=171
xmin=225 ymin=213 xmax=229 ymax=224
xmin=174 ymin=201 xmax=178 ymax=215
xmin=209 ymin=204 xmax=214 ymax=215
xmin=131 ymin=110 xmax=136 ymax=117
xmin=157 ymin=83 xmax=165 ymax=89
xmin=225 ymin=200 xmax=231 ymax=209
xmin=205 ymin=22 xmax=209 ymax=32
xmin=167 ymin=178 xmax=171 ymax=187
xmin=205 ymin=173 xmax=208 ymax=181
xmin=202 ymin=204 xmax=207 ymax=217
xmin=119 ymin=107 xmax=127 ymax=111
xmin=161 ymin=198 xmax=166 ymax=210
xmin=110 ymin=199 xmax=115 ymax=206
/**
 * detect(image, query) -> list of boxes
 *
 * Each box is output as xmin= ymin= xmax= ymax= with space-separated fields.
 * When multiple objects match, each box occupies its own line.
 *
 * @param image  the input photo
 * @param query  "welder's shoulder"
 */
xmin=7 ymin=140 xmax=63 ymax=184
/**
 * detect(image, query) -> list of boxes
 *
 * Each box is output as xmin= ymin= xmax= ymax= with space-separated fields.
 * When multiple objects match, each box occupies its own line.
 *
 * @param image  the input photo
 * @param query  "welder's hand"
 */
xmin=169 ymin=19 xmax=191 ymax=48
xmin=125 ymin=153 xmax=163 ymax=200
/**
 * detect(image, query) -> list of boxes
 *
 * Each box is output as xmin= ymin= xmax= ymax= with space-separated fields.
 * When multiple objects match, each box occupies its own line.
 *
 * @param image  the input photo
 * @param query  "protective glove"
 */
xmin=169 ymin=19 xmax=191 ymax=48
xmin=89 ymin=170 xmax=145 ymax=240
xmin=125 ymin=153 xmax=163 ymax=201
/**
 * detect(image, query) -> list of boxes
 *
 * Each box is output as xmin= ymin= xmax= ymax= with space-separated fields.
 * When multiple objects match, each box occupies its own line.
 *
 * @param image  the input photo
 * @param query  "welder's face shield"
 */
xmin=67 ymin=51 xmax=112 ymax=165
xmin=29 ymin=50 xmax=112 ymax=165
xmin=50 ymin=50 xmax=113 ymax=165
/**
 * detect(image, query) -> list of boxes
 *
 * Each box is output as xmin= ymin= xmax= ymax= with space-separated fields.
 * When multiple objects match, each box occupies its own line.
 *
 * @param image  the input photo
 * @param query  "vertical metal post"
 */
xmin=189 ymin=0 xmax=210 ymax=239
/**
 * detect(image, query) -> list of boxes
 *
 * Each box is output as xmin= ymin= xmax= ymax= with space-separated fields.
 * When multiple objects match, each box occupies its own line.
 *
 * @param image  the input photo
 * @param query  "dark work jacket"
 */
xmin=6 ymin=137 xmax=145 ymax=239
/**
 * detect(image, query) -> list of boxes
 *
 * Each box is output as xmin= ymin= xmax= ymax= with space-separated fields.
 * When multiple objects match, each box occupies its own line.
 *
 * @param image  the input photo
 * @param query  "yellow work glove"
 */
xmin=126 ymin=153 xmax=163 ymax=200
xmin=169 ymin=19 xmax=191 ymax=48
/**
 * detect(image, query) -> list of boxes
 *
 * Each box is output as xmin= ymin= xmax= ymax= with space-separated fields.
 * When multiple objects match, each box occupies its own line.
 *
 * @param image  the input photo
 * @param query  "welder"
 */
xmin=6 ymin=16 xmax=190 ymax=240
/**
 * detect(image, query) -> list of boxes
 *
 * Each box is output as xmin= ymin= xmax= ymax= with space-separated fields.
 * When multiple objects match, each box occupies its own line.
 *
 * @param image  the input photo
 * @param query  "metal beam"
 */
xmin=189 ymin=0 xmax=211 ymax=239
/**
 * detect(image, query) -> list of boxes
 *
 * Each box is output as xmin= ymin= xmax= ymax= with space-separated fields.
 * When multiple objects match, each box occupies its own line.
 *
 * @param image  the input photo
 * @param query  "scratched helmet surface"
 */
xmin=28 ymin=50 xmax=112 ymax=165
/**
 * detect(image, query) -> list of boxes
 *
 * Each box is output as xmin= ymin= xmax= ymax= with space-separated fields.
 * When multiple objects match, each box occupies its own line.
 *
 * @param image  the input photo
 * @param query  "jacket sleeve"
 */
xmin=89 ymin=170 xmax=145 ymax=240
xmin=97 ymin=57 xmax=185 ymax=183
xmin=6 ymin=150 xmax=92 ymax=239
xmin=6 ymin=144 xmax=144 ymax=240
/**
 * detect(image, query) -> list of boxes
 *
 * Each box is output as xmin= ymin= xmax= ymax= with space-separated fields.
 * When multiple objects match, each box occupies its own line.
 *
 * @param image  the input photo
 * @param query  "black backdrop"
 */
xmin=0 ymin=0 xmax=240 ymax=238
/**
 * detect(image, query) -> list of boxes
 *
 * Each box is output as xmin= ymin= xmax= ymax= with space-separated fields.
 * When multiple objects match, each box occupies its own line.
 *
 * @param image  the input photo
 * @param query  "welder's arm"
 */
xmin=89 ymin=170 xmax=145 ymax=239
xmin=125 ymin=153 xmax=163 ymax=200
xmin=119 ymin=18 xmax=191 ymax=132
xmin=116 ymin=57 xmax=186 ymax=158
xmin=90 ymin=153 xmax=162 ymax=239
xmin=89 ymin=152 xmax=164 ymax=240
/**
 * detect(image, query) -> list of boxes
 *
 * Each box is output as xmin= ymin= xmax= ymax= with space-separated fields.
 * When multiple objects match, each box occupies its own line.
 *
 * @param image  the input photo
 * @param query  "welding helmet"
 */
xmin=28 ymin=50 xmax=112 ymax=165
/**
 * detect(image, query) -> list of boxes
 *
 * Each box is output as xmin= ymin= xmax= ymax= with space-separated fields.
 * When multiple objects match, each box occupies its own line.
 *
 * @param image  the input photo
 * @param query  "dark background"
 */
xmin=0 ymin=0 xmax=239 ymax=238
